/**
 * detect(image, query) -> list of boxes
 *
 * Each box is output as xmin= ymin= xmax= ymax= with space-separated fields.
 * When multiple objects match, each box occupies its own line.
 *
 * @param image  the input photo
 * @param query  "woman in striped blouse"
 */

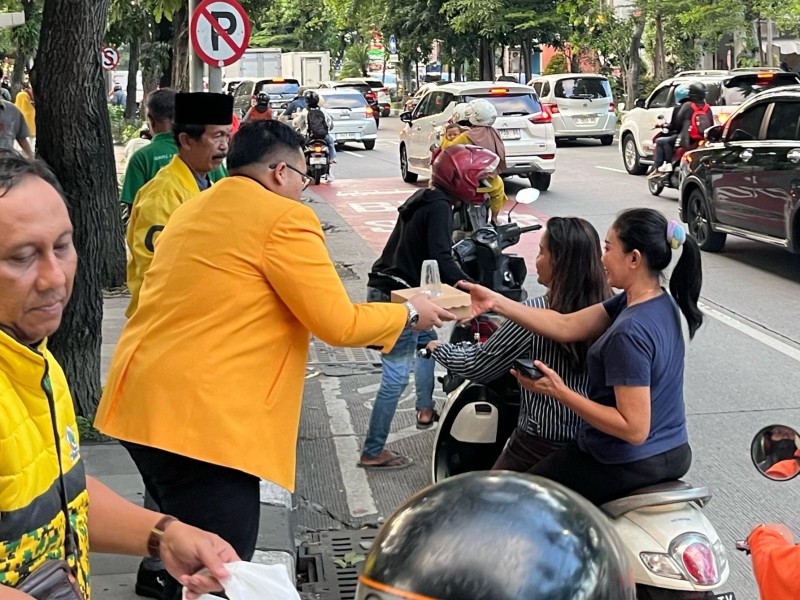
xmin=430 ymin=217 xmax=611 ymax=471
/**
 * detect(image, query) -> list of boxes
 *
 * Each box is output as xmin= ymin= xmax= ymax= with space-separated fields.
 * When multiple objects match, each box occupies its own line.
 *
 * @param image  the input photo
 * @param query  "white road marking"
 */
xmin=595 ymin=165 xmax=628 ymax=174
xmin=320 ymin=377 xmax=377 ymax=517
xmin=701 ymin=302 xmax=800 ymax=364
xmin=343 ymin=150 xmax=365 ymax=158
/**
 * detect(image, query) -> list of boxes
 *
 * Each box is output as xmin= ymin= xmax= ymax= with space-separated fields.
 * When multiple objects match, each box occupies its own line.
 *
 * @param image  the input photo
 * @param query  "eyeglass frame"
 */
xmin=269 ymin=162 xmax=313 ymax=190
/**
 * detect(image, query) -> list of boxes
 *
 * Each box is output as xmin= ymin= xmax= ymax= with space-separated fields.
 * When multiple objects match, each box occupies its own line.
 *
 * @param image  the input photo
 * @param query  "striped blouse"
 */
xmin=431 ymin=295 xmax=587 ymax=442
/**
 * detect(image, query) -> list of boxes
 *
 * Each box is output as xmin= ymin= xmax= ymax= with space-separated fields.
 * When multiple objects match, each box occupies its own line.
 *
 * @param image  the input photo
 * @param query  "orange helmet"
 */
xmin=431 ymin=144 xmax=499 ymax=204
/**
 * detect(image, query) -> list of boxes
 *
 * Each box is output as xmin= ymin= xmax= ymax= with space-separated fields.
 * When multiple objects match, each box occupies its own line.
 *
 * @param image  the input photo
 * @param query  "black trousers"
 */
xmin=122 ymin=442 xmax=261 ymax=600
xmin=529 ymin=441 xmax=692 ymax=506
xmin=492 ymin=427 xmax=566 ymax=472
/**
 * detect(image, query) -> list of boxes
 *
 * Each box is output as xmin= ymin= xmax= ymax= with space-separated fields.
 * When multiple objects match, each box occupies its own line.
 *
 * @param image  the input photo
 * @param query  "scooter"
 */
xmin=647 ymin=122 xmax=703 ymax=197
xmin=304 ymin=138 xmax=330 ymax=185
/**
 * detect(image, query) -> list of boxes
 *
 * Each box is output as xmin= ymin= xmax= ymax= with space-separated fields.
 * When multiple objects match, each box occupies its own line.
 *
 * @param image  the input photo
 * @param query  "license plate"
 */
xmin=339 ymin=113 xmax=350 ymax=119
xmin=498 ymin=128 xmax=521 ymax=140
xmin=310 ymin=157 xmax=327 ymax=165
xmin=714 ymin=592 xmax=736 ymax=600
xmin=575 ymin=117 xmax=596 ymax=125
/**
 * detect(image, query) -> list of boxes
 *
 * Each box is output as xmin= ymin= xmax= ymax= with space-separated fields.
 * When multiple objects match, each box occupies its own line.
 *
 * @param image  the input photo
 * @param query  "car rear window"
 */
xmin=464 ymin=93 xmax=543 ymax=116
xmin=322 ymin=94 xmax=367 ymax=109
xmin=336 ymin=83 xmax=371 ymax=95
xmin=554 ymin=78 xmax=611 ymax=99
xmin=719 ymin=73 xmax=800 ymax=106
xmin=257 ymin=81 xmax=300 ymax=95
xmin=364 ymin=81 xmax=383 ymax=89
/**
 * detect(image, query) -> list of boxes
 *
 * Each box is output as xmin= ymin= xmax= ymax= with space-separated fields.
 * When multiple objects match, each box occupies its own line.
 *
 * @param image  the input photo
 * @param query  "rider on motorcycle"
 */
xmin=649 ymin=84 xmax=691 ymax=176
xmin=293 ymin=90 xmax=336 ymax=180
xmin=651 ymin=82 xmax=709 ymax=177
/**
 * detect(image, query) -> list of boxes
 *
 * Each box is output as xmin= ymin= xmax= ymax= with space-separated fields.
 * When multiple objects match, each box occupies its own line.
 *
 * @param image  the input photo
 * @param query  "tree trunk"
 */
xmin=479 ymin=39 xmax=494 ymax=81
xmin=171 ymin=8 xmax=189 ymax=91
xmin=125 ymin=35 xmax=140 ymax=120
xmin=626 ymin=15 xmax=646 ymax=110
xmin=654 ymin=13 xmax=667 ymax=80
xmin=521 ymin=38 xmax=532 ymax=82
xmin=31 ymin=0 xmax=123 ymax=417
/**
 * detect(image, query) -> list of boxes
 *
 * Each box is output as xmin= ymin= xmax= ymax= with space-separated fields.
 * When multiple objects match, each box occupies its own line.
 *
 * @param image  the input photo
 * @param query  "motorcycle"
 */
xmin=647 ymin=122 xmax=703 ymax=197
xmin=365 ymin=91 xmax=381 ymax=128
xmin=304 ymin=138 xmax=331 ymax=185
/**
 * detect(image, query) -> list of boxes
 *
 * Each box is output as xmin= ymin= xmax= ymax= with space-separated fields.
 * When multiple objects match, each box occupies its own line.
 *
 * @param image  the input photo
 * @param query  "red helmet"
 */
xmin=431 ymin=144 xmax=499 ymax=203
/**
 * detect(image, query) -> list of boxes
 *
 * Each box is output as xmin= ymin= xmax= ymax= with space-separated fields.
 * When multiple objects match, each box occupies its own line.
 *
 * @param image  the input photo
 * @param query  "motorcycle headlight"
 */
xmin=640 ymin=552 xmax=685 ymax=580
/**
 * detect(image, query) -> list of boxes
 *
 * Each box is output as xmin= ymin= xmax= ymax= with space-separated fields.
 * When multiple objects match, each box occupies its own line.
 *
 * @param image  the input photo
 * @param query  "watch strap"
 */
xmin=147 ymin=515 xmax=178 ymax=559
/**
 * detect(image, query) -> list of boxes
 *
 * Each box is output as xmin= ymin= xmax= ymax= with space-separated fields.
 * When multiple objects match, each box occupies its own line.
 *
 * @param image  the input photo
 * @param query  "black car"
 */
xmin=679 ymin=85 xmax=800 ymax=252
xmin=232 ymin=77 xmax=300 ymax=118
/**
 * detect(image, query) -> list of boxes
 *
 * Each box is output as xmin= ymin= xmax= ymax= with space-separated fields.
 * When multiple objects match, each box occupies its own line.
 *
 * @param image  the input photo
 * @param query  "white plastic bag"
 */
xmin=185 ymin=561 xmax=301 ymax=600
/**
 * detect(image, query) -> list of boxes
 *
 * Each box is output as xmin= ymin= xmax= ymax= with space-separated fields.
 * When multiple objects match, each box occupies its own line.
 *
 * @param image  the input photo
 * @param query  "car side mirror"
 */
xmin=704 ymin=125 xmax=723 ymax=143
xmin=634 ymin=98 xmax=646 ymax=109
xmin=400 ymin=111 xmax=413 ymax=124
xmin=751 ymin=424 xmax=800 ymax=481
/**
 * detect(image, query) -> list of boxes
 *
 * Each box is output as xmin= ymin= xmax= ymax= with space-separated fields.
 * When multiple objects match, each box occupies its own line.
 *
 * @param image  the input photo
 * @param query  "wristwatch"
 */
xmin=404 ymin=301 xmax=419 ymax=328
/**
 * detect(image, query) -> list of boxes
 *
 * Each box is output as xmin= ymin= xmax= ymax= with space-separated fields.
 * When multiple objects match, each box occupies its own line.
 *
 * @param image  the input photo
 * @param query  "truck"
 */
xmin=280 ymin=52 xmax=331 ymax=87
xmin=223 ymin=48 xmax=282 ymax=80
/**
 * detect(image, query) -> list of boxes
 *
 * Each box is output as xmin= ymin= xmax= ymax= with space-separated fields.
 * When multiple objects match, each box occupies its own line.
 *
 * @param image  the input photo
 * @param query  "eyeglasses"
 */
xmin=269 ymin=162 xmax=312 ymax=190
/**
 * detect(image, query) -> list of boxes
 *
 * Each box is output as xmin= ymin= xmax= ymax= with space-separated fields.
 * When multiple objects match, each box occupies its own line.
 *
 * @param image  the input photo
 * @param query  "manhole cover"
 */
xmin=308 ymin=340 xmax=382 ymax=366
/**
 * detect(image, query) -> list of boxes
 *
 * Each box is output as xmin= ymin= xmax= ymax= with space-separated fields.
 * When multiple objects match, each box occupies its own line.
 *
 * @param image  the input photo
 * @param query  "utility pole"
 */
xmin=188 ymin=0 xmax=204 ymax=92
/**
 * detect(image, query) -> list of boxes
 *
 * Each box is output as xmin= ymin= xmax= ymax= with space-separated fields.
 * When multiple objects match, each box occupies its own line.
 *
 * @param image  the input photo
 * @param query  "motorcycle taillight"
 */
xmin=678 ymin=539 xmax=719 ymax=586
xmin=314 ymin=145 xmax=323 ymax=152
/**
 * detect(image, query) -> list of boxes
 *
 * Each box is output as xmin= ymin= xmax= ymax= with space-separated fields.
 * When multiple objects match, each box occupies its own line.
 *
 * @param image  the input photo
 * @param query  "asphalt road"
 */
xmin=298 ymin=116 xmax=800 ymax=599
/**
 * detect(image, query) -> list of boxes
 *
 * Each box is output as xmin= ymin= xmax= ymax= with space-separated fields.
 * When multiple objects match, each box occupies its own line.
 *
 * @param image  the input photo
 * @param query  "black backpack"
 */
xmin=307 ymin=108 xmax=329 ymax=138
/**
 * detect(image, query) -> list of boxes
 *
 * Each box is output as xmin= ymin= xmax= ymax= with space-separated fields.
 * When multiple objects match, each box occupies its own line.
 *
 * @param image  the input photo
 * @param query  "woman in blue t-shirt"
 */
xmin=462 ymin=208 xmax=703 ymax=505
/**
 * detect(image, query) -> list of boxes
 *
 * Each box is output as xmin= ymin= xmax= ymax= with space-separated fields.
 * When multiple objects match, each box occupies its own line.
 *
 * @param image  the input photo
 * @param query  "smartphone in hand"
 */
xmin=512 ymin=358 xmax=544 ymax=380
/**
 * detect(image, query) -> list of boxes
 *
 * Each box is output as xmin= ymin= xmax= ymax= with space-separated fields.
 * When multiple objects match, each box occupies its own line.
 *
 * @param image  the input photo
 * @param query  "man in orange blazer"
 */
xmin=95 ymin=120 xmax=453 ymax=600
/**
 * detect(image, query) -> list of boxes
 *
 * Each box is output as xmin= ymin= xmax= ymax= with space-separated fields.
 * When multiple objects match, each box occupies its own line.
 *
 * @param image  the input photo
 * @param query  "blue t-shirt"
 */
xmin=578 ymin=291 xmax=688 ymax=464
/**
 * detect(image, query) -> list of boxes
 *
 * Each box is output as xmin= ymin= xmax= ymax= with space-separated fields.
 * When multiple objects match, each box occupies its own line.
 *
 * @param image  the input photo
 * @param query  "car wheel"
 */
xmin=622 ymin=134 xmax=647 ymax=175
xmin=400 ymin=144 xmax=418 ymax=183
xmin=381 ymin=107 xmax=390 ymax=117
xmin=686 ymin=189 xmax=726 ymax=252
xmin=647 ymin=176 xmax=664 ymax=196
xmin=363 ymin=140 xmax=376 ymax=150
xmin=600 ymin=135 xmax=614 ymax=146
xmin=528 ymin=172 xmax=551 ymax=191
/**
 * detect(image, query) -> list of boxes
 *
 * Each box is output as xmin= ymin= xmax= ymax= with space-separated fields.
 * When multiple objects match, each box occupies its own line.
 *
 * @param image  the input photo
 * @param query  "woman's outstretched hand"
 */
xmin=458 ymin=281 xmax=501 ymax=318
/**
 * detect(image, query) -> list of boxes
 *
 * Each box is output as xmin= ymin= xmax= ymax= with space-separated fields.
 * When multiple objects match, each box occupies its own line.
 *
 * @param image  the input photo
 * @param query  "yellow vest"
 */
xmin=126 ymin=155 xmax=201 ymax=317
xmin=96 ymin=176 xmax=407 ymax=491
xmin=441 ymin=133 xmax=506 ymax=214
xmin=0 ymin=332 xmax=90 ymax=596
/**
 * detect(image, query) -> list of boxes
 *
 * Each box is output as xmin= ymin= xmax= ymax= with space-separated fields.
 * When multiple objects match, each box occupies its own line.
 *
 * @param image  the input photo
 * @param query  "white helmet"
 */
xmin=450 ymin=102 xmax=470 ymax=124
xmin=465 ymin=98 xmax=497 ymax=126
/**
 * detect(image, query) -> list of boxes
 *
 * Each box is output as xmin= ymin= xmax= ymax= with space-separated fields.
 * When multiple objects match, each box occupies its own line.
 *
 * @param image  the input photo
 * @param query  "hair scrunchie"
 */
xmin=667 ymin=220 xmax=686 ymax=250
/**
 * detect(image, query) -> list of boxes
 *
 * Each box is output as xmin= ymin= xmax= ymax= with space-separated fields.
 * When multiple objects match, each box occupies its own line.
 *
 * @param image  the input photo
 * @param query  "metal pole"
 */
xmin=208 ymin=67 xmax=223 ymax=94
xmin=766 ymin=19 xmax=774 ymax=67
xmin=188 ymin=0 xmax=205 ymax=92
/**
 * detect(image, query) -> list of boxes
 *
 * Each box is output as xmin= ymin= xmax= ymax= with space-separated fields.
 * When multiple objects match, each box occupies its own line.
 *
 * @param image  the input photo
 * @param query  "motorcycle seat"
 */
xmin=600 ymin=480 xmax=712 ymax=519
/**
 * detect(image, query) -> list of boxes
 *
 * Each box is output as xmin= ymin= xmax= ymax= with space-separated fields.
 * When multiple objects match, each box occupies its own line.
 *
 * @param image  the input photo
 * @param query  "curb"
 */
xmin=257 ymin=480 xmax=296 ymax=581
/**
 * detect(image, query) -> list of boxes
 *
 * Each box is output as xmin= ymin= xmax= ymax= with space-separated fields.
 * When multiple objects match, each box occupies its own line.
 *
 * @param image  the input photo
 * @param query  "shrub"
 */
xmin=544 ymin=53 xmax=569 ymax=75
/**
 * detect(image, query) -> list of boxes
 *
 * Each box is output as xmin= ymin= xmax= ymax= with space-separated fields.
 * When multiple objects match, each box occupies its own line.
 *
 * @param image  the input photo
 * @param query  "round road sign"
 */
xmin=190 ymin=0 xmax=251 ymax=68
xmin=101 ymin=47 xmax=120 ymax=71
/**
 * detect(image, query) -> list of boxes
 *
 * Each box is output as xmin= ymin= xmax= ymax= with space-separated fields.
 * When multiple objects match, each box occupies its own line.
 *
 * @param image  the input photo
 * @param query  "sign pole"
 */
xmin=188 ymin=0 xmax=205 ymax=91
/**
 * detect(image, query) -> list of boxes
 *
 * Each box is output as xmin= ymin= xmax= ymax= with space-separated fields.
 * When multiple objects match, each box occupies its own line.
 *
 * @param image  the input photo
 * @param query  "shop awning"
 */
xmin=763 ymin=39 xmax=800 ymax=55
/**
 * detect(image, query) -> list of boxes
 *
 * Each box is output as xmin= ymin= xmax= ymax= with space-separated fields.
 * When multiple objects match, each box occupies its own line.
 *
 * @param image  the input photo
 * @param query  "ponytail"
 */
xmin=669 ymin=234 xmax=703 ymax=338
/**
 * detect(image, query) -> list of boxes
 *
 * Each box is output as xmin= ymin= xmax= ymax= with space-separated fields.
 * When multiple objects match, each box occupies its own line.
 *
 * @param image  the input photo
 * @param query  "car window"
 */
xmin=532 ymin=82 xmax=543 ymax=95
xmin=321 ymin=93 xmax=367 ymax=109
xmin=463 ymin=93 xmax=542 ymax=116
xmin=554 ymin=77 xmax=610 ymax=99
xmin=234 ymin=82 xmax=252 ymax=98
xmin=542 ymin=81 xmax=551 ymax=97
xmin=427 ymin=91 xmax=451 ymax=115
xmin=337 ymin=83 xmax=370 ymax=95
xmin=647 ymin=85 xmax=672 ymax=109
xmin=725 ymin=103 xmax=768 ymax=141
xmin=413 ymin=93 xmax=436 ymax=118
xmin=719 ymin=73 xmax=800 ymax=106
xmin=256 ymin=82 xmax=299 ymax=95
xmin=765 ymin=101 xmax=800 ymax=140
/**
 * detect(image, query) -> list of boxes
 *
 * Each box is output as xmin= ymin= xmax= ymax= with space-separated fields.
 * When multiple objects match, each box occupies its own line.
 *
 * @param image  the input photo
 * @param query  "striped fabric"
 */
xmin=432 ymin=296 xmax=588 ymax=442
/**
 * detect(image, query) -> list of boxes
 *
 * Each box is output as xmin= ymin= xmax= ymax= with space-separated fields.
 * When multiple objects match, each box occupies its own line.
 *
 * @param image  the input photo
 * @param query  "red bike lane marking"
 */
xmin=310 ymin=178 xmax=545 ymax=271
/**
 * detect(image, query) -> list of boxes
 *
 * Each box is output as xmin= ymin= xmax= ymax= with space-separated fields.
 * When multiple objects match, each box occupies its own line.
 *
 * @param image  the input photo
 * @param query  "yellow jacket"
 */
xmin=441 ymin=133 xmax=506 ymax=215
xmin=14 ymin=91 xmax=34 ymax=137
xmin=0 ymin=332 xmax=90 ymax=596
xmin=126 ymin=155 xmax=200 ymax=317
xmin=96 ymin=176 xmax=407 ymax=491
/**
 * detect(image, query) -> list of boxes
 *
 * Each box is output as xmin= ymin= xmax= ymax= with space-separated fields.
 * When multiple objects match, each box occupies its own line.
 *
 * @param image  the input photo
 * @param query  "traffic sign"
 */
xmin=190 ymin=0 xmax=251 ymax=68
xmin=389 ymin=35 xmax=397 ymax=54
xmin=101 ymin=47 xmax=120 ymax=71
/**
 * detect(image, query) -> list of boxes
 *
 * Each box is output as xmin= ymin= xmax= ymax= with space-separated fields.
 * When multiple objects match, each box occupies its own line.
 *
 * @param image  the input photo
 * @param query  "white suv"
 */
xmin=399 ymin=82 xmax=556 ymax=190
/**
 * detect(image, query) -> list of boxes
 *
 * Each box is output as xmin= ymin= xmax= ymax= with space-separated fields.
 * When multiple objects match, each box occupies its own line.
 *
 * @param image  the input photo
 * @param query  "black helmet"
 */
xmin=256 ymin=92 xmax=270 ymax=104
xmin=356 ymin=472 xmax=636 ymax=600
xmin=304 ymin=89 xmax=320 ymax=108
xmin=688 ymin=81 xmax=707 ymax=102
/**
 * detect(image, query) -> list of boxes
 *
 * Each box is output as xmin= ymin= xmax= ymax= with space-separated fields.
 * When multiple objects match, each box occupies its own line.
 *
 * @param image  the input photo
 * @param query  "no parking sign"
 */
xmin=190 ymin=0 xmax=251 ymax=68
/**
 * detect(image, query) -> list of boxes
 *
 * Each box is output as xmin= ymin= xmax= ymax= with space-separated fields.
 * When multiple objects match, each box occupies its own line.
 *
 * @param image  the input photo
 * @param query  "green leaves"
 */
xmin=334 ymin=551 xmax=366 ymax=568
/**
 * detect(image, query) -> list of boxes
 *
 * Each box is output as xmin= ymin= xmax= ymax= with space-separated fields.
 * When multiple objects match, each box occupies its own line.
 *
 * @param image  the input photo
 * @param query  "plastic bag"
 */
xmin=185 ymin=561 xmax=301 ymax=600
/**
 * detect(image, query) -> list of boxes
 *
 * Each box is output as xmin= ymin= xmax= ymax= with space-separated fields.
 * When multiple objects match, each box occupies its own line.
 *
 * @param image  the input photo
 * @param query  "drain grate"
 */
xmin=307 ymin=339 xmax=382 ymax=366
xmin=298 ymin=530 xmax=378 ymax=600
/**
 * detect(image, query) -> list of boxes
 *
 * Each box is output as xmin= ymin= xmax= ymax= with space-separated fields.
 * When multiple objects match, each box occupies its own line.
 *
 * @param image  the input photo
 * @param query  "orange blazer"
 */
xmin=95 ymin=176 xmax=407 ymax=491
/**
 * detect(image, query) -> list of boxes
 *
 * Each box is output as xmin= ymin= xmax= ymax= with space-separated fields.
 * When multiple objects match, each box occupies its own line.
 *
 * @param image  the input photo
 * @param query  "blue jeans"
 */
xmin=654 ymin=134 xmax=677 ymax=167
xmin=326 ymin=134 xmax=336 ymax=159
xmin=363 ymin=287 xmax=437 ymax=458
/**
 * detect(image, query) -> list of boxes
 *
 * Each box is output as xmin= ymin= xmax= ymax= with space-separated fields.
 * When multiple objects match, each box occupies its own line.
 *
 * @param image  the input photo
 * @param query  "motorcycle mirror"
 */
xmin=750 ymin=424 xmax=800 ymax=481
xmin=515 ymin=188 xmax=540 ymax=205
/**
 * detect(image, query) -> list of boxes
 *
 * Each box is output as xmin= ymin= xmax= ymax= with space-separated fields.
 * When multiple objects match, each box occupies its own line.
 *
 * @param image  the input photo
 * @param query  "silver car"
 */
xmin=318 ymin=88 xmax=378 ymax=150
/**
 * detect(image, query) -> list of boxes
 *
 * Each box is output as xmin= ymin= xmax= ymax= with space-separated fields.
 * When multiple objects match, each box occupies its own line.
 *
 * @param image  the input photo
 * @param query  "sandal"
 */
xmin=416 ymin=408 xmax=439 ymax=430
xmin=357 ymin=450 xmax=413 ymax=470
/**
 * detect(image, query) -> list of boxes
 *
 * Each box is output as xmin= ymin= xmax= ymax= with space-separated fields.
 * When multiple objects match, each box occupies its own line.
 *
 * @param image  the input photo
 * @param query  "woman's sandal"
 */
xmin=357 ymin=450 xmax=414 ymax=470
xmin=416 ymin=408 xmax=440 ymax=430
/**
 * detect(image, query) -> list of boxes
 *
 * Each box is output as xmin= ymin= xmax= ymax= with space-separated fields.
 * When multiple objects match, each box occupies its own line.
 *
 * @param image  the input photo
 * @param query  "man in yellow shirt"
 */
xmin=126 ymin=92 xmax=232 ymax=317
xmin=95 ymin=120 xmax=453 ymax=600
